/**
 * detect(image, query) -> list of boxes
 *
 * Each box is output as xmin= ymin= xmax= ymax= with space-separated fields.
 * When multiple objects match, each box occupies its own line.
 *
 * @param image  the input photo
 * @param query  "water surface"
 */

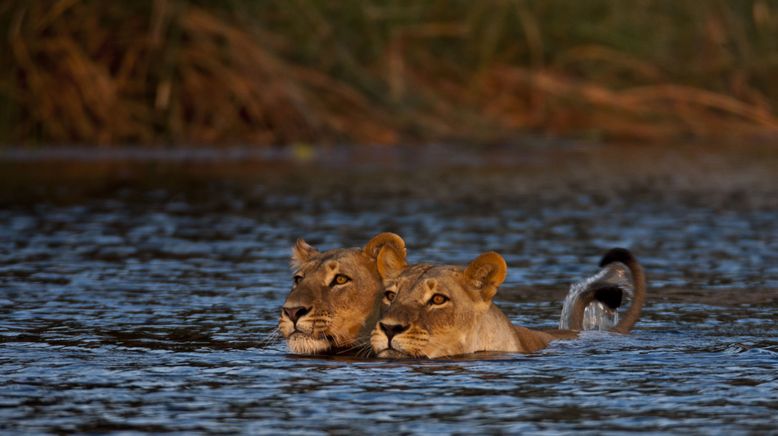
xmin=1 ymin=143 xmax=776 ymax=433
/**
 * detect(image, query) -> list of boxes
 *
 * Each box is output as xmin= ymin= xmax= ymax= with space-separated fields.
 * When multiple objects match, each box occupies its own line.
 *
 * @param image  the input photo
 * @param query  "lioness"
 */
xmin=559 ymin=248 xmax=646 ymax=333
xmin=371 ymin=246 xmax=646 ymax=358
xmin=279 ymin=232 xmax=407 ymax=355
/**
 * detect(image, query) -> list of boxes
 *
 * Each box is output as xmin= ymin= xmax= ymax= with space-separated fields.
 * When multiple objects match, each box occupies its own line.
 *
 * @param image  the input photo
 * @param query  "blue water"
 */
xmin=0 ymin=144 xmax=776 ymax=433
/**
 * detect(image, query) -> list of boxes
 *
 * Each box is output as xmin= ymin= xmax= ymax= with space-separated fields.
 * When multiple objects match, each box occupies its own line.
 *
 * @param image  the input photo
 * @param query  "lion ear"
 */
xmin=291 ymin=238 xmax=318 ymax=270
xmin=365 ymin=232 xmax=407 ymax=280
xmin=375 ymin=240 xmax=408 ymax=280
xmin=363 ymin=232 xmax=406 ymax=259
xmin=464 ymin=252 xmax=507 ymax=302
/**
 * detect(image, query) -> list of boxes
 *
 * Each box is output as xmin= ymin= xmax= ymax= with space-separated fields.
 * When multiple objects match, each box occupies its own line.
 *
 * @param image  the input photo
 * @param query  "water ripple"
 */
xmin=1 ymin=149 xmax=777 ymax=433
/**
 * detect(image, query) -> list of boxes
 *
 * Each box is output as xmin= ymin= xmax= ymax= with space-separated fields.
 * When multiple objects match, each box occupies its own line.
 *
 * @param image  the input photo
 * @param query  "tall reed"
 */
xmin=2 ymin=0 xmax=777 ymax=145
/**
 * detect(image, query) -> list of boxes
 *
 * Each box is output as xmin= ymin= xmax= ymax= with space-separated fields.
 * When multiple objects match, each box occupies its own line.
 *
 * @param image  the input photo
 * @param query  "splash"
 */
xmin=559 ymin=261 xmax=634 ymax=331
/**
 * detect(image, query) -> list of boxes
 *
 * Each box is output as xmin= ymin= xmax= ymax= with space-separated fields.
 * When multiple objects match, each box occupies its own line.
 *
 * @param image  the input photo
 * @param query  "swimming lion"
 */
xmin=559 ymin=248 xmax=646 ymax=333
xmin=279 ymin=232 xmax=407 ymax=355
xmin=371 ymin=246 xmax=646 ymax=358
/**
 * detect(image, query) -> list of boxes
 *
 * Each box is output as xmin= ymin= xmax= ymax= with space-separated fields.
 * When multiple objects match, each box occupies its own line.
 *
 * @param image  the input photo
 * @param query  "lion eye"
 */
xmin=429 ymin=294 xmax=449 ymax=305
xmin=293 ymin=275 xmax=303 ymax=285
xmin=330 ymin=274 xmax=351 ymax=287
xmin=384 ymin=291 xmax=396 ymax=302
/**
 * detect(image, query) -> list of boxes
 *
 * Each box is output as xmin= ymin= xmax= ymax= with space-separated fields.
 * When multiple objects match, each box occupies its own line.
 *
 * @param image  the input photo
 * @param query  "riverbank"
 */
xmin=3 ymin=1 xmax=778 ymax=145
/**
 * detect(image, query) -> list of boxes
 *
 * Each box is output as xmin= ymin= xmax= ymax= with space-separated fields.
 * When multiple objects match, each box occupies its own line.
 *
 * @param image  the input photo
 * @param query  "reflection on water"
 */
xmin=0 ymin=144 xmax=776 ymax=433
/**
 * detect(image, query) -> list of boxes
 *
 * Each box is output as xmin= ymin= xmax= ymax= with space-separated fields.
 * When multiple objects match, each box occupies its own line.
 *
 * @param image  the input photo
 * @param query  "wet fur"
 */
xmin=565 ymin=248 xmax=646 ymax=333
xmin=371 ymin=248 xmax=642 ymax=359
xmin=279 ymin=233 xmax=406 ymax=355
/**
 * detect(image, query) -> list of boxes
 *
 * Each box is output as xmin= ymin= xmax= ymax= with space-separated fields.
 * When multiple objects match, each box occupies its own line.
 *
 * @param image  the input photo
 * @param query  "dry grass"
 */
xmin=2 ymin=0 xmax=778 ymax=145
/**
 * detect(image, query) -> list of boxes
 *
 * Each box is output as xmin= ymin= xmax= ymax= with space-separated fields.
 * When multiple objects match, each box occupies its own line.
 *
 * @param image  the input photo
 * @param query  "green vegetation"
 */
xmin=2 ymin=0 xmax=778 ymax=145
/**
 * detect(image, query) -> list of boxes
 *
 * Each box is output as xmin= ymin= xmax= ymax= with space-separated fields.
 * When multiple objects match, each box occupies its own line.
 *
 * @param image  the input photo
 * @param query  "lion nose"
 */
xmin=379 ymin=322 xmax=409 ymax=342
xmin=283 ymin=306 xmax=311 ymax=324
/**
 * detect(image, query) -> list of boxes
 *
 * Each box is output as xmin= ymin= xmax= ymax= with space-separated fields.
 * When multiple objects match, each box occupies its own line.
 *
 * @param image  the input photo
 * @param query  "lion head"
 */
xmin=279 ymin=232 xmax=407 ymax=355
xmin=370 ymin=244 xmax=508 ymax=359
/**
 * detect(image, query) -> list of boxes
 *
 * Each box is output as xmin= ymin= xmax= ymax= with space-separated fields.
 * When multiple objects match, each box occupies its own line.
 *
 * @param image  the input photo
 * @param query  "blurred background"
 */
xmin=2 ymin=0 xmax=778 ymax=147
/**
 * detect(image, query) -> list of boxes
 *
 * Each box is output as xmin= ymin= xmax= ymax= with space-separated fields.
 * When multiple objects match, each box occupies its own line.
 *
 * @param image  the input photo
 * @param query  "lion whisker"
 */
xmin=357 ymin=343 xmax=375 ymax=358
xmin=341 ymin=340 xmax=373 ymax=358
xmin=261 ymin=327 xmax=283 ymax=347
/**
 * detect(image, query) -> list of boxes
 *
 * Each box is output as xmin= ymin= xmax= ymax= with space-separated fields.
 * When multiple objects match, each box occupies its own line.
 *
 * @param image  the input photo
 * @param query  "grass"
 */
xmin=2 ymin=0 xmax=778 ymax=146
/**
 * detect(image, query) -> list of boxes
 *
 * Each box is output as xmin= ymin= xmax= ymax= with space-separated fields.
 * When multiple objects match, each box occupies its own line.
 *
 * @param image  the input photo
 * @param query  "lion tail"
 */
xmin=559 ymin=248 xmax=646 ymax=333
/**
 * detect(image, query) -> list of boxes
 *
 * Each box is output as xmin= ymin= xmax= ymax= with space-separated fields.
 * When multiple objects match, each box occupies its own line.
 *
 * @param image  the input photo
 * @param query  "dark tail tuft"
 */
xmin=599 ymin=248 xmax=635 ymax=268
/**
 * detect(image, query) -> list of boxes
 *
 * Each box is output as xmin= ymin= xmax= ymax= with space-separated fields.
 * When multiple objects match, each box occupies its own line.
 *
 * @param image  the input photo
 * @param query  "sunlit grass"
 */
xmin=2 ymin=0 xmax=777 ymax=146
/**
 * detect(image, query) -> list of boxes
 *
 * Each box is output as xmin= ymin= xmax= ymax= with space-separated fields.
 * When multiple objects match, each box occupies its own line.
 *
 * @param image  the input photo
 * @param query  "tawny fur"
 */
xmin=279 ymin=232 xmax=406 ymax=355
xmin=371 ymin=247 xmax=642 ymax=359
xmin=565 ymin=248 xmax=646 ymax=333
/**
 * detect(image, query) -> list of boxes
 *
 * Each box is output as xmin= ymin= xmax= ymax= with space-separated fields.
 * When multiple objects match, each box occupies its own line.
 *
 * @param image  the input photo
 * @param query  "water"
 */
xmin=559 ymin=261 xmax=635 ymax=331
xmin=1 ymin=143 xmax=776 ymax=433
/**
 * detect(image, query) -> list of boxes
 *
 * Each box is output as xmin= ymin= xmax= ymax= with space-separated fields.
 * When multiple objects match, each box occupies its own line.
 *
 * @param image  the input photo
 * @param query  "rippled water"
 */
xmin=1 ymin=144 xmax=776 ymax=433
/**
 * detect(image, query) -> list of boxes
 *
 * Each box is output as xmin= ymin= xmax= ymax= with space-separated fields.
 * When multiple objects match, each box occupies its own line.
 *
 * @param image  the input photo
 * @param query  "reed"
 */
xmin=2 ymin=0 xmax=777 ymax=146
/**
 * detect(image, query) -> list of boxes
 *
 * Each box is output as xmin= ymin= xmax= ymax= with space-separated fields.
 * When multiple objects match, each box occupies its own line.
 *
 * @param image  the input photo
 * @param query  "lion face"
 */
xmin=370 ymin=250 xmax=507 ymax=359
xmin=279 ymin=233 xmax=406 ymax=355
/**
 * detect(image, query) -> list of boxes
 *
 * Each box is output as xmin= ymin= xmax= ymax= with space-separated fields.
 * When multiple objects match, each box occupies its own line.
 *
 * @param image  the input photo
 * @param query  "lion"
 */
xmin=370 ymin=246 xmax=646 ymax=358
xmin=559 ymin=248 xmax=646 ymax=333
xmin=279 ymin=232 xmax=407 ymax=355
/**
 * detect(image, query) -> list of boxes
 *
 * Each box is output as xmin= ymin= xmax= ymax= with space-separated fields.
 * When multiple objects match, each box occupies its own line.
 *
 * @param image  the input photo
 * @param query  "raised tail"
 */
xmin=559 ymin=248 xmax=646 ymax=333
